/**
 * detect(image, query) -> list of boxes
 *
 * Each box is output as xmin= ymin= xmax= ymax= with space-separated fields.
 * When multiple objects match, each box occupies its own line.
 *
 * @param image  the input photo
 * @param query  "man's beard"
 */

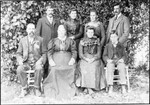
xmin=29 ymin=32 xmax=34 ymax=37
xmin=112 ymin=41 xmax=117 ymax=45
xmin=48 ymin=14 xmax=53 ymax=17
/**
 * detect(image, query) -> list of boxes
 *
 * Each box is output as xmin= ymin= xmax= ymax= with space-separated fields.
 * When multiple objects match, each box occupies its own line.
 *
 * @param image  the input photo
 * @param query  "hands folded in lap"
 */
xmin=49 ymin=58 xmax=75 ymax=66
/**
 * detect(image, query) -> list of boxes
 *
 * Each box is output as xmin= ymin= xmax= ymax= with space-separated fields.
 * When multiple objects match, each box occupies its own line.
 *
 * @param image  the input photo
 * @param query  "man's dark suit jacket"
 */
xmin=103 ymin=42 xmax=127 ymax=64
xmin=35 ymin=16 xmax=61 ymax=52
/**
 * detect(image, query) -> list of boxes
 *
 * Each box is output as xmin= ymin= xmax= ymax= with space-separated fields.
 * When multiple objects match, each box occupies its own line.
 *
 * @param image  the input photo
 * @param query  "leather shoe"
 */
xmin=34 ymin=88 xmax=41 ymax=97
xmin=121 ymin=85 xmax=127 ymax=94
xmin=108 ymin=85 xmax=113 ymax=94
xmin=19 ymin=87 xmax=27 ymax=98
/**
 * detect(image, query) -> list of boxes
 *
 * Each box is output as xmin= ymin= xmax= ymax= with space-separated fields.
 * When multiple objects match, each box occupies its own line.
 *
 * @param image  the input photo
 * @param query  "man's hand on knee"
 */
xmin=18 ymin=62 xmax=23 ymax=65
xmin=118 ymin=59 xmax=124 ymax=63
xmin=107 ymin=59 xmax=113 ymax=63
xmin=35 ymin=60 xmax=43 ymax=68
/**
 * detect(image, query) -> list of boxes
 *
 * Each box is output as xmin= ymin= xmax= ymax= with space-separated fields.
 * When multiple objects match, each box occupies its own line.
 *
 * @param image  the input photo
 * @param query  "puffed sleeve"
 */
xmin=79 ymin=40 xmax=86 ymax=60
xmin=84 ymin=23 xmax=88 ymax=37
xmin=74 ymin=21 xmax=83 ymax=40
xmin=71 ymin=39 xmax=77 ymax=60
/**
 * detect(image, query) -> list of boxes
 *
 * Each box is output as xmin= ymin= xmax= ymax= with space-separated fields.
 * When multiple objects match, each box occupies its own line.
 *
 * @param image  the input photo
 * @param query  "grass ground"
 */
xmin=1 ymin=69 xmax=149 ymax=104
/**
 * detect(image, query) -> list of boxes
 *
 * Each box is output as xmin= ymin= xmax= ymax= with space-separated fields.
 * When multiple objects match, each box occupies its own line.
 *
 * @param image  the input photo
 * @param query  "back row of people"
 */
xmin=16 ymin=2 xmax=130 ymax=99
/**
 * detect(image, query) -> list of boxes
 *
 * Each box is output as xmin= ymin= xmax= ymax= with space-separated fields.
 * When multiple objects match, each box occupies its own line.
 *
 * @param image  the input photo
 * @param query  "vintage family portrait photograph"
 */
xmin=1 ymin=0 xmax=149 ymax=104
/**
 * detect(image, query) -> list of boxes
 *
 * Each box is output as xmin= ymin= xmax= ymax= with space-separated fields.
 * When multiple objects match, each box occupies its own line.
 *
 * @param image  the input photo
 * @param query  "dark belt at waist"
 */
xmin=55 ymin=51 xmax=70 ymax=53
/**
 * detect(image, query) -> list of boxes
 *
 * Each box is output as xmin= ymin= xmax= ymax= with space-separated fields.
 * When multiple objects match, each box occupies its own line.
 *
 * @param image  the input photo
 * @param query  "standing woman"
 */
xmin=84 ymin=9 xmax=105 ymax=47
xmin=77 ymin=26 xmax=106 ymax=94
xmin=64 ymin=8 xmax=83 ymax=61
xmin=43 ymin=25 xmax=77 ymax=100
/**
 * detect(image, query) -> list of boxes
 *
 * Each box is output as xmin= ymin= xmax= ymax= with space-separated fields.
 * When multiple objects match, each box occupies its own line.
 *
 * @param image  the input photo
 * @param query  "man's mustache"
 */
xmin=48 ymin=13 xmax=53 ymax=15
xmin=29 ymin=32 xmax=34 ymax=34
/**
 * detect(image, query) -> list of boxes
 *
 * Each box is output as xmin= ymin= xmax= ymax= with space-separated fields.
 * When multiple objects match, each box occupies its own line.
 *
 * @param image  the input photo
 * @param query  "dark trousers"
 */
xmin=17 ymin=63 xmax=43 ymax=88
xmin=43 ymin=58 xmax=49 ymax=79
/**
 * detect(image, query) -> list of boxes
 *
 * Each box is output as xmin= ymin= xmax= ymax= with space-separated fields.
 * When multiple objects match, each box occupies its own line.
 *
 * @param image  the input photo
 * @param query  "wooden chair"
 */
xmin=26 ymin=69 xmax=35 ymax=88
xmin=104 ymin=65 xmax=130 ymax=92
xmin=26 ymin=68 xmax=43 ymax=93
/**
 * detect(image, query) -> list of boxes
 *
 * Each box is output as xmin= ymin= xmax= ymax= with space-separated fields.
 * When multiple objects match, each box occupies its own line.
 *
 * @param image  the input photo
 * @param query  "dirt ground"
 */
xmin=1 ymin=69 xmax=149 ymax=104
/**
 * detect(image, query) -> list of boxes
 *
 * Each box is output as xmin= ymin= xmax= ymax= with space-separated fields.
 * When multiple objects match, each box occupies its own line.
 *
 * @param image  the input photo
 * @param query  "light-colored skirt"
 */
xmin=76 ymin=54 xmax=106 ymax=90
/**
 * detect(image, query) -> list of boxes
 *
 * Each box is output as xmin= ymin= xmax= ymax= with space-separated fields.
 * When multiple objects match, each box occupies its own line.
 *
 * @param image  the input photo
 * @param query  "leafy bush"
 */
xmin=1 ymin=0 xmax=149 ymax=82
xmin=131 ymin=2 xmax=149 ymax=70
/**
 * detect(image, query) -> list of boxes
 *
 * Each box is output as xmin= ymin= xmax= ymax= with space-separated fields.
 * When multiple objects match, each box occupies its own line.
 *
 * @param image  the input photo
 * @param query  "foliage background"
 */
xmin=1 ymin=0 xmax=149 ymax=82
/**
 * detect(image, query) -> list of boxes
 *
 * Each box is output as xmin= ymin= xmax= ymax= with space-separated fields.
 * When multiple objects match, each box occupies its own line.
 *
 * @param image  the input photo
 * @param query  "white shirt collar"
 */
xmin=58 ymin=36 xmax=67 ymax=41
xmin=28 ymin=36 xmax=35 ymax=43
xmin=112 ymin=41 xmax=118 ymax=47
xmin=47 ymin=16 xmax=53 ymax=23
xmin=117 ymin=13 xmax=122 ymax=19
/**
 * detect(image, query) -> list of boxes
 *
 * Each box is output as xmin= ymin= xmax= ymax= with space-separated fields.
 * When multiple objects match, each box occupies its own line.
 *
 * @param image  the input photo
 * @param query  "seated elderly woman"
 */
xmin=76 ymin=26 xmax=106 ymax=95
xmin=43 ymin=25 xmax=77 ymax=99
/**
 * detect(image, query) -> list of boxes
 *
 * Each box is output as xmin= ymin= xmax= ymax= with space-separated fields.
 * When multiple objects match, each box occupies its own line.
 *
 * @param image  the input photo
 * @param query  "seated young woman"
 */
xmin=43 ymin=24 xmax=77 ymax=100
xmin=76 ymin=26 xmax=106 ymax=95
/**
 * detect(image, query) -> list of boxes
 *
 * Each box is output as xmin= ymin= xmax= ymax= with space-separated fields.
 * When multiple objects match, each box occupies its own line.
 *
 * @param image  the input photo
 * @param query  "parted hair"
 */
xmin=112 ymin=2 xmax=122 ymax=8
xmin=68 ymin=8 xmax=78 ymax=14
xmin=86 ymin=26 xmax=95 ymax=33
xmin=90 ymin=9 xmax=97 ymax=15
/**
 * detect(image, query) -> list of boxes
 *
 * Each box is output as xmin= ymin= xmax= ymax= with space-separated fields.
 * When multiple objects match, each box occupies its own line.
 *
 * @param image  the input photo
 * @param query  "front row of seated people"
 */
xmin=16 ymin=23 xmax=127 ymax=99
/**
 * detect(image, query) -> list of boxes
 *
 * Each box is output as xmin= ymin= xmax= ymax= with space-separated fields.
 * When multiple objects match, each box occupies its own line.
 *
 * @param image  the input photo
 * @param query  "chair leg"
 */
xmin=40 ymin=79 xmax=44 ymax=93
xmin=127 ymin=75 xmax=130 ymax=92
xmin=104 ymin=67 xmax=108 ymax=92
xmin=26 ymin=70 xmax=35 ymax=89
xmin=106 ymin=86 xmax=108 ymax=93
xmin=126 ymin=66 xmax=130 ymax=92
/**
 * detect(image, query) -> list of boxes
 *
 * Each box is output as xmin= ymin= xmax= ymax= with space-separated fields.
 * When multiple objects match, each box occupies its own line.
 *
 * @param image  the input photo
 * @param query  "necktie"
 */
xmin=112 ymin=16 xmax=117 ymax=31
xmin=30 ymin=39 xmax=33 ymax=44
xmin=49 ymin=18 xmax=53 ymax=24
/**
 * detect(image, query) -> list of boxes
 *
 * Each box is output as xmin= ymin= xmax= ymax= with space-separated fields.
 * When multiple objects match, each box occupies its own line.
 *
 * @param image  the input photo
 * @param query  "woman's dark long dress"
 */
xmin=76 ymin=37 xmax=106 ymax=90
xmin=43 ymin=37 xmax=77 ymax=99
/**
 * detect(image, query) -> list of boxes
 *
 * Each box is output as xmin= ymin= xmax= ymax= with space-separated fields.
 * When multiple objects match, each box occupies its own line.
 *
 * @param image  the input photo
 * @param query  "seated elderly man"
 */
xmin=16 ymin=23 xmax=46 ymax=97
xmin=103 ymin=31 xmax=127 ymax=94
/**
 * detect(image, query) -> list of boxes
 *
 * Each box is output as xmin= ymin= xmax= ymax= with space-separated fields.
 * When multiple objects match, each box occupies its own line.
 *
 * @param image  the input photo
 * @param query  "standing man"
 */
xmin=16 ymin=23 xmax=46 ymax=97
xmin=35 ymin=5 xmax=61 ymax=78
xmin=106 ymin=2 xmax=130 ymax=47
